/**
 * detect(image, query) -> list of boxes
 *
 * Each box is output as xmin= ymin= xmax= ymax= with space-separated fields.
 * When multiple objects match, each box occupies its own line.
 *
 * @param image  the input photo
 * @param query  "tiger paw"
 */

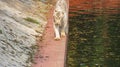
xmin=61 ymin=32 xmax=66 ymax=37
xmin=54 ymin=37 xmax=61 ymax=40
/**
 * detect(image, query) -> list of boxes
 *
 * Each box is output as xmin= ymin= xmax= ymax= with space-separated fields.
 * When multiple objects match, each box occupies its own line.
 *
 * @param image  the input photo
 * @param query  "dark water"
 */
xmin=67 ymin=0 xmax=120 ymax=67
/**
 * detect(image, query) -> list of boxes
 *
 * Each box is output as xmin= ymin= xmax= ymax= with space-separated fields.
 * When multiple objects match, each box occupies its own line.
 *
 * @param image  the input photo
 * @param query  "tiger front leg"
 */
xmin=61 ymin=15 xmax=68 ymax=37
xmin=61 ymin=29 xmax=66 ymax=37
xmin=54 ymin=24 xmax=61 ymax=40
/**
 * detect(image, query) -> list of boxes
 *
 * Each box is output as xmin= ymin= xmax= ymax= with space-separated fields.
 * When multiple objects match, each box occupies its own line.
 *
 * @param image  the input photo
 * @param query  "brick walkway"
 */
xmin=32 ymin=7 xmax=67 ymax=67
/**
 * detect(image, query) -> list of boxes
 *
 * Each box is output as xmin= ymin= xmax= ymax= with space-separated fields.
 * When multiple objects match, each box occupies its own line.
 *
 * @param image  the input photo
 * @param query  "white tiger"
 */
xmin=53 ymin=0 xmax=68 ymax=40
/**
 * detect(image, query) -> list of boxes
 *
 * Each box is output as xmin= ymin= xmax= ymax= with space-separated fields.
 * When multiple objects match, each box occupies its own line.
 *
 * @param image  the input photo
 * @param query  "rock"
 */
xmin=0 ymin=0 xmax=49 ymax=67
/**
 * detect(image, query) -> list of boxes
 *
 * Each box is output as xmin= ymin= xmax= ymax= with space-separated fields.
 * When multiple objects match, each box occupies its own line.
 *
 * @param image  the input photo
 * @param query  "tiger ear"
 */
xmin=61 ymin=12 xmax=64 ymax=16
xmin=62 ymin=12 xmax=64 ymax=15
xmin=55 ymin=10 xmax=57 ymax=12
xmin=53 ymin=10 xmax=56 ymax=16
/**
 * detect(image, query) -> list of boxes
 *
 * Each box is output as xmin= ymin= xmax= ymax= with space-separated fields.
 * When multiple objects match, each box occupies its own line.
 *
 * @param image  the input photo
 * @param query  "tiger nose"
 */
xmin=55 ymin=21 xmax=61 ymax=25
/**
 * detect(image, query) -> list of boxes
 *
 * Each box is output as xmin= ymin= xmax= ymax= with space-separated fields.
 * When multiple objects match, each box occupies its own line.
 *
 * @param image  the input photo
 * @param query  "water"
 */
xmin=67 ymin=0 xmax=120 ymax=67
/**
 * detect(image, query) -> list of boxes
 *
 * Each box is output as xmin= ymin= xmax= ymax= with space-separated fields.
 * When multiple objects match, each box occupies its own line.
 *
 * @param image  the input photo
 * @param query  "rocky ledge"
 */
xmin=0 ymin=0 xmax=50 ymax=67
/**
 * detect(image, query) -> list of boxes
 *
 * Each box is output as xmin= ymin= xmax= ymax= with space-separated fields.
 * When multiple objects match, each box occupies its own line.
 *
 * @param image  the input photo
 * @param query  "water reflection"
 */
xmin=67 ymin=0 xmax=120 ymax=67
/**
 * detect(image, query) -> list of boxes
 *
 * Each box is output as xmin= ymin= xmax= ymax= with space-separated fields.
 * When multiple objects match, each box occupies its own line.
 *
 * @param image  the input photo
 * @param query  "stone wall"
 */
xmin=0 ymin=0 xmax=49 ymax=67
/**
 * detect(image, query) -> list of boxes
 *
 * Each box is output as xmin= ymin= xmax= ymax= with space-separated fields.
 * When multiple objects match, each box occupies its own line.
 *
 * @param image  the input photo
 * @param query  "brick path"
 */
xmin=32 ymin=7 xmax=67 ymax=67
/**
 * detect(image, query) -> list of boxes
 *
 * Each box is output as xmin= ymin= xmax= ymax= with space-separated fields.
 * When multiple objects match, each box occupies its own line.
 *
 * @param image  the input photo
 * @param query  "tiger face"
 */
xmin=53 ymin=10 xmax=64 ymax=25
